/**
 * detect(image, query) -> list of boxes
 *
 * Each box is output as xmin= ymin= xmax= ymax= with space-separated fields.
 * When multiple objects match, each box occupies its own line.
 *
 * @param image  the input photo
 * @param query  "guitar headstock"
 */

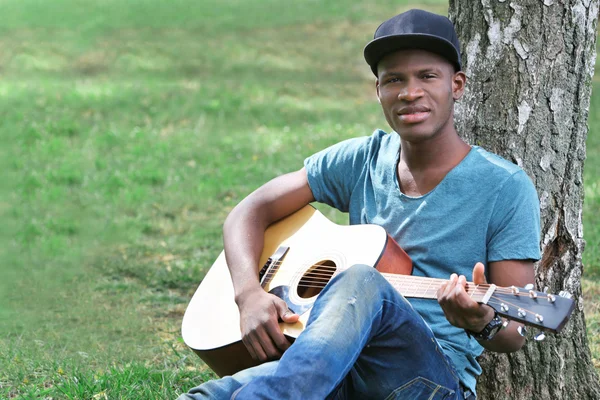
xmin=486 ymin=285 xmax=575 ymax=334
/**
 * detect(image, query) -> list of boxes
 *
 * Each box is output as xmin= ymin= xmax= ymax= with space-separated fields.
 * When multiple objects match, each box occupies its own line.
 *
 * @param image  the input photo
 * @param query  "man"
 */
xmin=180 ymin=9 xmax=540 ymax=400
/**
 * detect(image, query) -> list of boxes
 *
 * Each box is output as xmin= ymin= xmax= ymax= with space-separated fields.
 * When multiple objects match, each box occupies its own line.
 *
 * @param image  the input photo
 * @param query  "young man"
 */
xmin=180 ymin=9 xmax=540 ymax=400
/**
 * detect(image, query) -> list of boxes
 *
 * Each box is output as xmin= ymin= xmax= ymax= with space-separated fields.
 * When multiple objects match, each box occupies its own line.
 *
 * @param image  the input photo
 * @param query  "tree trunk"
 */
xmin=448 ymin=0 xmax=600 ymax=398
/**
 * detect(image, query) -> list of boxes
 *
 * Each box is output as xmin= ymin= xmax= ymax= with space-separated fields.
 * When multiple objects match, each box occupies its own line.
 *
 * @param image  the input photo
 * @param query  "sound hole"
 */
xmin=297 ymin=260 xmax=337 ymax=299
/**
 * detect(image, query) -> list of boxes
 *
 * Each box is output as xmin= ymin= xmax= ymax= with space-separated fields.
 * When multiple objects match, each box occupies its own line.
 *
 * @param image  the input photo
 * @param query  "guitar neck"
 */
xmin=380 ymin=273 xmax=490 ymax=303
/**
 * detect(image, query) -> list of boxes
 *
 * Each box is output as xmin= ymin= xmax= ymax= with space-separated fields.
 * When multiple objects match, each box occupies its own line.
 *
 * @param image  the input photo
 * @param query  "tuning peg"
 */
xmin=517 ymin=326 xmax=527 ymax=337
xmin=559 ymin=291 xmax=572 ymax=299
xmin=535 ymin=314 xmax=544 ymax=322
xmin=518 ymin=308 xmax=526 ymax=318
xmin=548 ymin=294 xmax=556 ymax=303
xmin=511 ymin=286 xmax=520 ymax=295
xmin=500 ymin=303 xmax=509 ymax=312
xmin=529 ymin=290 xmax=537 ymax=299
xmin=534 ymin=332 xmax=546 ymax=341
xmin=524 ymin=283 xmax=534 ymax=290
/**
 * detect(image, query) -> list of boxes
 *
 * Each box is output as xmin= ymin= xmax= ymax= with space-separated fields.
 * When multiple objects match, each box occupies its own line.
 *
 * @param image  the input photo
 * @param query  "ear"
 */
xmin=452 ymin=71 xmax=466 ymax=101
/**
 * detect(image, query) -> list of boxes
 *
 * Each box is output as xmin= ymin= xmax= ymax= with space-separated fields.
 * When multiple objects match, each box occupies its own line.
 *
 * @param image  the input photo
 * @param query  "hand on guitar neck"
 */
xmin=236 ymin=288 xmax=300 ymax=362
xmin=437 ymin=262 xmax=494 ymax=333
xmin=438 ymin=261 xmax=528 ymax=352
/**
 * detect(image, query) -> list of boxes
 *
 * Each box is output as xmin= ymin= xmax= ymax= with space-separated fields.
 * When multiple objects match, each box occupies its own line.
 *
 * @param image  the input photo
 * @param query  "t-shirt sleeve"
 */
xmin=487 ymin=170 xmax=541 ymax=262
xmin=303 ymin=135 xmax=372 ymax=212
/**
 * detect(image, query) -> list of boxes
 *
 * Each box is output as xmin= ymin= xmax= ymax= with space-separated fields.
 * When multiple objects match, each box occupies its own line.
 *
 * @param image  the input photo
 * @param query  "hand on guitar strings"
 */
xmin=237 ymin=289 xmax=300 ymax=362
xmin=436 ymin=262 xmax=495 ymax=333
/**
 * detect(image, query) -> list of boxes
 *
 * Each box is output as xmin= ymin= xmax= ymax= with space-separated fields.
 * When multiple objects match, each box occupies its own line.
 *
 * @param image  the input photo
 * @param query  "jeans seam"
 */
xmin=427 ymin=385 xmax=440 ymax=400
xmin=329 ymin=289 xmax=387 ymax=396
xmin=384 ymin=376 xmax=453 ymax=400
xmin=433 ymin=340 xmax=460 ymax=383
xmin=342 ymin=303 xmax=385 ymax=370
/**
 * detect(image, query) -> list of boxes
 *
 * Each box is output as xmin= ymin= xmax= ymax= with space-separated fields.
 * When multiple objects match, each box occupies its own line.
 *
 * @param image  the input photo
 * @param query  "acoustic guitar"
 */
xmin=182 ymin=205 xmax=575 ymax=377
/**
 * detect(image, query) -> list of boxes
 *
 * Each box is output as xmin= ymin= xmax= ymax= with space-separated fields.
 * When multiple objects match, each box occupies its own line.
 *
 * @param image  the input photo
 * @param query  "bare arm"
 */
xmin=437 ymin=260 xmax=535 ymax=353
xmin=224 ymin=167 xmax=315 ymax=301
xmin=479 ymin=259 xmax=535 ymax=352
xmin=223 ymin=167 xmax=315 ymax=361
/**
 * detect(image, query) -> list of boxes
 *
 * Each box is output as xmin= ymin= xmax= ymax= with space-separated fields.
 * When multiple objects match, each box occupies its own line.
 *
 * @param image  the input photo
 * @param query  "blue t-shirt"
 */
xmin=304 ymin=129 xmax=541 ymax=393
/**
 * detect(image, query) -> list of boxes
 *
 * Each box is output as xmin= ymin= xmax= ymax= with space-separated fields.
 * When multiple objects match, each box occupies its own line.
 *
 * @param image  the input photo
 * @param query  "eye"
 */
xmin=422 ymin=73 xmax=436 ymax=79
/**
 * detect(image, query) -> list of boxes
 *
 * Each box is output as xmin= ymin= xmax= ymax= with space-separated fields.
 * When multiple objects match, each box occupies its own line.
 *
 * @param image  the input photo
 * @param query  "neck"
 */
xmin=399 ymin=126 xmax=469 ymax=171
xmin=395 ymin=122 xmax=471 ymax=197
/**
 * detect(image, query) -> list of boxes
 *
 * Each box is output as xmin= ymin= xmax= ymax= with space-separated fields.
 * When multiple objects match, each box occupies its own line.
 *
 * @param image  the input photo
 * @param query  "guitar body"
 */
xmin=181 ymin=205 xmax=413 ymax=377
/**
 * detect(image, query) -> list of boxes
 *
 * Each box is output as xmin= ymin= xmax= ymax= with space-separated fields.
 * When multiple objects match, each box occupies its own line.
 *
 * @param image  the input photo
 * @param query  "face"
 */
xmin=376 ymin=49 xmax=466 ymax=144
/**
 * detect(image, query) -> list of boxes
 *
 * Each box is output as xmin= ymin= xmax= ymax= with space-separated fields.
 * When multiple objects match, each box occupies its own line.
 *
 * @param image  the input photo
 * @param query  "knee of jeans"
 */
xmin=335 ymin=264 xmax=383 ymax=291
xmin=336 ymin=264 xmax=410 ymax=305
xmin=344 ymin=264 xmax=377 ymax=279
xmin=338 ymin=264 xmax=377 ymax=284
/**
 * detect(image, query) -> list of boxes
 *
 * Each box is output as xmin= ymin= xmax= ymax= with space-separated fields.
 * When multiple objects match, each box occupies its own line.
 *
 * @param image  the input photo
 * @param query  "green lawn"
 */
xmin=1 ymin=0 xmax=598 ymax=397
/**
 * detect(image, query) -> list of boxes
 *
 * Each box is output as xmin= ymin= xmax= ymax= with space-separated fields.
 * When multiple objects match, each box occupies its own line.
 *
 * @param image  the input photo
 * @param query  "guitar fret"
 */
xmin=469 ymin=285 xmax=477 ymax=299
xmin=383 ymin=274 xmax=443 ymax=299
xmin=425 ymin=279 xmax=433 ymax=298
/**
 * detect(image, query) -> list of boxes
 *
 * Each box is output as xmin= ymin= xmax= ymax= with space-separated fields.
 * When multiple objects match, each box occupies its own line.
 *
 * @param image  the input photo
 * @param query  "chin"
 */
xmin=395 ymin=125 xmax=438 ymax=143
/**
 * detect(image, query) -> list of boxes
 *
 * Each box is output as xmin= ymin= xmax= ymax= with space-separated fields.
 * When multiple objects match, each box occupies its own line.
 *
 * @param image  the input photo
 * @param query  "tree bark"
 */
xmin=448 ymin=0 xmax=600 ymax=398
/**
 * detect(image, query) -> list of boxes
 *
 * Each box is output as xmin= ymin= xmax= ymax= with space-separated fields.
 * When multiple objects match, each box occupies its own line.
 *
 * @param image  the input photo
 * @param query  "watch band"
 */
xmin=465 ymin=311 xmax=503 ymax=341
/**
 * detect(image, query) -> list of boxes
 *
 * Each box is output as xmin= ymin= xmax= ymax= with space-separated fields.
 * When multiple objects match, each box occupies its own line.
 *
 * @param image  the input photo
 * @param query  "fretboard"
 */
xmin=380 ymin=273 xmax=491 ymax=303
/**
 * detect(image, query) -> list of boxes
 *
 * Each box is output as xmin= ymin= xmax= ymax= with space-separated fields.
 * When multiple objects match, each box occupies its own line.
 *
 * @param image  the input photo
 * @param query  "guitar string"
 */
xmin=275 ymin=277 xmax=554 ymax=324
xmin=278 ymin=277 xmax=555 ymax=305
xmin=261 ymin=259 xmax=549 ymax=295
xmin=262 ymin=261 xmax=493 ymax=294
xmin=261 ymin=260 xmax=530 ymax=294
xmin=273 ymin=279 xmax=553 ymax=324
xmin=266 ymin=275 xmax=551 ymax=299
xmin=262 ymin=268 xmax=550 ymax=299
xmin=261 ymin=255 xmax=559 ymax=325
xmin=262 ymin=261 xmax=560 ymax=324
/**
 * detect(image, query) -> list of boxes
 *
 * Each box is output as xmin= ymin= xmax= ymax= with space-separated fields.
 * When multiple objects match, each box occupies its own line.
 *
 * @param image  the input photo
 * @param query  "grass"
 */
xmin=0 ymin=0 xmax=598 ymax=397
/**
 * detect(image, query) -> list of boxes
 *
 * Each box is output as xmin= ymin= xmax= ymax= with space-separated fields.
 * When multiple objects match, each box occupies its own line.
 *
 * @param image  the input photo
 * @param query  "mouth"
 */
xmin=397 ymin=106 xmax=431 ymax=124
xmin=398 ymin=111 xmax=430 ymax=124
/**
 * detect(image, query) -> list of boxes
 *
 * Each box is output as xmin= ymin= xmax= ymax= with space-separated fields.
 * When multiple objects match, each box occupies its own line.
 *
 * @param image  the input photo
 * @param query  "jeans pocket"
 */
xmin=385 ymin=376 xmax=455 ymax=400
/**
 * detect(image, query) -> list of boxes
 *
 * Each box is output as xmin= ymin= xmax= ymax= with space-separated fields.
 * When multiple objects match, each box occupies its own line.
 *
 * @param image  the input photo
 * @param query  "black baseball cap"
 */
xmin=364 ymin=9 xmax=462 ymax=76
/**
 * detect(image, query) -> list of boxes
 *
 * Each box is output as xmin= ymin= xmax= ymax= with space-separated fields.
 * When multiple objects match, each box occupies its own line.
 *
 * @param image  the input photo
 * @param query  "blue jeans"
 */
xmin=179 ymin=264 xmax=466 ymax=399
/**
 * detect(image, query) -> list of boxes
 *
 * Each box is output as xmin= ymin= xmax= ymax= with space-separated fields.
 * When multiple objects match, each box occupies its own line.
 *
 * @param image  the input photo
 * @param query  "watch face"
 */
xmin=468 ymin=313 xmax=503 ymax=341
xmin=488 ymin=319 xmax=503 ymax=333
xmin=484 ymin=315 xmax=504 ymax=340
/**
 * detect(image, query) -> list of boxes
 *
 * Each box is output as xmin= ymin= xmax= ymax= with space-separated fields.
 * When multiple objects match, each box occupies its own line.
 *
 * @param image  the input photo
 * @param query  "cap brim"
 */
xmin=363 ymin=34 xmax=461 ymax=76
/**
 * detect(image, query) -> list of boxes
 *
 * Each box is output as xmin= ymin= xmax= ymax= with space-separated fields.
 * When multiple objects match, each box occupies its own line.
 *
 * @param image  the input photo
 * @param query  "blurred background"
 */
xmin=1 ymin=0 xmax=598 ymax=397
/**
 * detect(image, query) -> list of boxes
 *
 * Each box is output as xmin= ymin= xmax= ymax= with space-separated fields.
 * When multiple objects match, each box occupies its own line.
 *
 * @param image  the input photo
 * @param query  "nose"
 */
xmin=398 ymin=79 xmax=424 ymax=102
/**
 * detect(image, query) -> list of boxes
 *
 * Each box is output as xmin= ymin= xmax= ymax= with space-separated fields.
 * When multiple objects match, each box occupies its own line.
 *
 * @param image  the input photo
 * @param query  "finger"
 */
xmin=264 ymin=318 xmax=292 ymax=353
xmin=249 ymin=329 xmax=274 ymax=361
xmin=255 ymin=325 xmax=282 ymax=360
xmin=442 ymin=274 xmax=459 ymax=297
xmin=453 ymin=278 xmax=466 ymax=298
xmin=281 ymin=309 xmax=300 ymax=323
xmin=455 ymin=275 xmax=477 ymax=304
xmin=244 ymin=332 xmax=268 ymax=362
xmin=472 ymin=262 xmax=487 ymax=285
xmin=437 ymin=281 xmax=447 ymax=300
xmin=457 ymin=274 xmax=467 ymax=288
xmin=438 ymin=278 xmax=452 ymax=303
xmin=452 ymin=280 xmax=470 ymax=307
xmin=274 ymin=298 xmax=299 ymax=323
xmin=242 ymin=336 xmax=257 ymax=361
